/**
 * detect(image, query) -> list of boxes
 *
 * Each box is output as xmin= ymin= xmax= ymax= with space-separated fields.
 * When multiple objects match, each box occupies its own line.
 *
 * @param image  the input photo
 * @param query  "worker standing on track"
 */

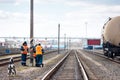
xmin=20 ymin=41 xmax=28 ymax=66
xmin=35 ymin=43 xmax=44 ymax=67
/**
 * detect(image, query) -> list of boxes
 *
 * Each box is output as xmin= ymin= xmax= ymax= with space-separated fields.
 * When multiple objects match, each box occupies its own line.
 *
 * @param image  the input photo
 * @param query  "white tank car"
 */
xmin=103 ymin=16 xmax=120 ymax=46
xmin=102 ymin=16 xmax=120 ymax=58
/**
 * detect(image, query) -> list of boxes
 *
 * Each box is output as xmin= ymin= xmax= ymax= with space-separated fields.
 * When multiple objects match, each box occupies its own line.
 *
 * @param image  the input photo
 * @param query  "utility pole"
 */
xmin=67 ymin=37 xmax=68 ymax=50
xmin=58 ymin=24 xmax=60 ymax=54
xmin=69 ymin=39 xmax=71 ymax=49
xmin=85 ymin=22 xmax=88 ymax=38
xmin=64 ymin=34 xmax=66 ymax=50
xmin=30 ymin=0 xmax=34 ymax=66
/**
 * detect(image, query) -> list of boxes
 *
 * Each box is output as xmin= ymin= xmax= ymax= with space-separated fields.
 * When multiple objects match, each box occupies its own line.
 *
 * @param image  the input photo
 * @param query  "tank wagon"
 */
xmin=102 ymin=16 xmax=120 ymax=58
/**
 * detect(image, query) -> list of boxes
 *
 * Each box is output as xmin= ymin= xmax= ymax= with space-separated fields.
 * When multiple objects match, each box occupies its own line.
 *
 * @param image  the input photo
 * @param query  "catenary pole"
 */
xmin=58 ymin=24 xmax=60 ymax=54
xmin=30 ymin=0 xmax=34 ymax=66
xmin=64 ymin=34 xmax=66 ymax=50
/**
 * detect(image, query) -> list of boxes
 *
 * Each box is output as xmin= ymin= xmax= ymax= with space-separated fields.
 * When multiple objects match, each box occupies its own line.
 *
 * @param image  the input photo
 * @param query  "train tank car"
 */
xmin=102 ymin=16 xmax=120 ymax=58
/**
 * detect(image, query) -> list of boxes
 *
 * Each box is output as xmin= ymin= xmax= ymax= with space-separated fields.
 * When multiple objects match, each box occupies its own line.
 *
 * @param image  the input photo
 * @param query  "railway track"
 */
xmin=0 ymin=55 xmax=29 ymax=66
xmin=0 ymin=53 xmax=20 ymax=56
xmin=0 ymin=50 xmax=67 ymax=80
xmin=85 ymin=50 xmax=120 ymax=64
xmin=42 ymin=50 xmax=88 ymax=80
xmin=0 ymin=49 xmax=59 ymax=67
xmin=77 ymin=49 xmax=120 ymax=80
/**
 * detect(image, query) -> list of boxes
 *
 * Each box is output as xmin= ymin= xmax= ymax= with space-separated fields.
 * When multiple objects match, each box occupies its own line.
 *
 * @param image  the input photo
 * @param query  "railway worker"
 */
xmin=33 ymin=52 xmax=37 ymax=65
xmin=35 ymin=43 xmax=44 ymax=67
xmin=31 ymin=44 xmax=37 ymax=66
xmin=20 ymin=41 xmax=28 ymax=66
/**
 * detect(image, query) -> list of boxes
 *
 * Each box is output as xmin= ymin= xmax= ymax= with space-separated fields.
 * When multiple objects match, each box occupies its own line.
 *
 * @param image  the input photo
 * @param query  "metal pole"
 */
xmin=64 ymin=34 xmax=66 ymax=50
xmin=69 ymin=39 xmax=71 ymax=49
xmin=68 ymin=38 xmax=70 ymax=50
xmin=85 ymin=22 xmax=87 ymax=38
xmin=45 ymin=37 xmax=47 ymax=50
xmin=66 ymin=37 xmax=68 ymax=50
xmin=58 ymin=24 xmax=60 ymax=54
xmin=30 ymin=0 xmax=34 ymax=66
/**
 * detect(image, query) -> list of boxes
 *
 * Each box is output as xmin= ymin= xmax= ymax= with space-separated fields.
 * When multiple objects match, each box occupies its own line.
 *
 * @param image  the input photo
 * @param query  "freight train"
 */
xmin=102 ymin=16 xmax=120 ymax=58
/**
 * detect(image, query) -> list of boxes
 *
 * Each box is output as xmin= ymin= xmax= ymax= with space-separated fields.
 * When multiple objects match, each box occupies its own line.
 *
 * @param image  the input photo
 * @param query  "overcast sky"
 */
xmin=0 ymin=0 xmax=120 ymax=38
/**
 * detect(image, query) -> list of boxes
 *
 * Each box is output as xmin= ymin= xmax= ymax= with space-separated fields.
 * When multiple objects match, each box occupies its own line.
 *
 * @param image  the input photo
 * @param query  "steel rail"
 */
xmin=0 ymin=50 xmax=60 ymax=66
xmin=41 ymin=50 xmax=71 ymax=80
xmin=42 ymin=50 xmax=89 ymax=80
xmin=75 ymin=51 xmax=88 ymax=80
xmin=85 ymin=50 xmax=120 ymax=64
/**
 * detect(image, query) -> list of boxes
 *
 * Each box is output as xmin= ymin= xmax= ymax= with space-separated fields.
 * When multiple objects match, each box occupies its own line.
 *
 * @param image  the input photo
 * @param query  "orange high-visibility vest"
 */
xmin=33 ymin=53 xmax=36 ymax=57
xmin=22 ymin=46 xmax=28 ymax=54
xmin=36 ymin=45 xmax=43 ymax=55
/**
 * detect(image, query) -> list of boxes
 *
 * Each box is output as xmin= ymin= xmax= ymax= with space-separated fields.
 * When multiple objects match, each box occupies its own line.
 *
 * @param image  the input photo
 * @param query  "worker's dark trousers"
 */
xmin=36 ymin=55 xmax=43 ymax=67
xmin=21 ymin=54 xmax=27 ymax=66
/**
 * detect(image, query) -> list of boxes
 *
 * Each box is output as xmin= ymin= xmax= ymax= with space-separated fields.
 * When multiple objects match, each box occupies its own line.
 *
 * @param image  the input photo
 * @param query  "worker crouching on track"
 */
xmin=35 ymin=43 xmax=44 ymax=67
xmin=32 ymin=45 xmax=37 ymax=66
xmin=20 ymin=41 xmax=28 ymax=66
xmin=33 ymin=52 xmax=37 ymax=65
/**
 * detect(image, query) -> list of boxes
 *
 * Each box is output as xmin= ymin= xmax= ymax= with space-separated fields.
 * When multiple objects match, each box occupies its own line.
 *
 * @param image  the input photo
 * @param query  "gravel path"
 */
xmin=0 ymin=50 xmax=67 ymax=80
xmin=77 ymin=49 xmax=120 ymax=80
